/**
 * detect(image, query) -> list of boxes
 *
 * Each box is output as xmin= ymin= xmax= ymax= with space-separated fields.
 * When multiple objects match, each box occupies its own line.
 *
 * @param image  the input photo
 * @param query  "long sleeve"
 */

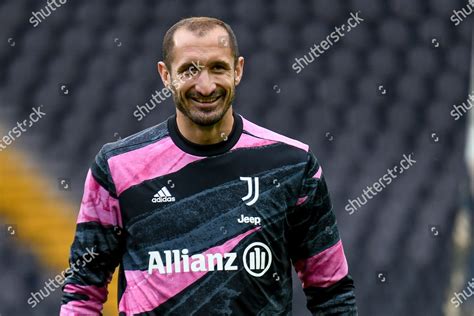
xmin=287 ymin=150 xmax=357 ymax=315
xmin=60 ymin=148 xmax=124 ymax=315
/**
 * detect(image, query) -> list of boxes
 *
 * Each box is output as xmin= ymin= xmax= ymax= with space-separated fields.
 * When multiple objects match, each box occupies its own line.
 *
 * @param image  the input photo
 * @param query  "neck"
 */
xmin=175 ymin=108 xmax=234 ymax=145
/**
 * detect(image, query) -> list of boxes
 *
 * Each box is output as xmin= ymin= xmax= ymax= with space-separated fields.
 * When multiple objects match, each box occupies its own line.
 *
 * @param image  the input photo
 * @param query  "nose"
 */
xmin=194 ymin=69 xmax=216 ymax=96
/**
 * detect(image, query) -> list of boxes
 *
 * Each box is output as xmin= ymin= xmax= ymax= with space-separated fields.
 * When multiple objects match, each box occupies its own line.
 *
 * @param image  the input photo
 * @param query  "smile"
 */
xmin=189 ymin=95 xmax=223 ymax=107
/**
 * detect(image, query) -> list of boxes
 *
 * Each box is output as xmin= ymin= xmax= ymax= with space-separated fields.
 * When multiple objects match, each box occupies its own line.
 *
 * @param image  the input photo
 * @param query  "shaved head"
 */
xmin=162 ymin=16 xmax=239 ymax=71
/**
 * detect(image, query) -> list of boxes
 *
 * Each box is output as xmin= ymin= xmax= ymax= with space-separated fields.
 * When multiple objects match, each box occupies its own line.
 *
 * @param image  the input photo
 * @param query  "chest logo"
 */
xmin=237 ymin=214 xmax=261 ymax=226
xmin=152 ymin=186 xmax=175 ymax=203
xmin=240 ymin=176 xmax=259 ymax=206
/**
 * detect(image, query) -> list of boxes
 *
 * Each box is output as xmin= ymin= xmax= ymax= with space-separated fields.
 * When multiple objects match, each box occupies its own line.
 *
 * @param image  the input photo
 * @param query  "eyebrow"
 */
xmin=176 ymin=59 xmax=232 ymax=73
xmin=208 ymin=60 xmax=232 ymax=69
xmin=176 ymin=62 xmax=196 ymax=74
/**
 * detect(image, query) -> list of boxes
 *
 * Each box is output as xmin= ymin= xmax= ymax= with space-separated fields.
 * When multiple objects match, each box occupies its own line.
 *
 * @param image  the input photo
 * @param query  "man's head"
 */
xmin=157 ymin=17 xmax=244 ymax=126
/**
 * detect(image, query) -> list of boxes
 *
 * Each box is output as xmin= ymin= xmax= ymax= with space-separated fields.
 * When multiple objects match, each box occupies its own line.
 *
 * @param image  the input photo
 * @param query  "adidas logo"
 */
xmin=151 ymin=186 xmax=176 ymax=203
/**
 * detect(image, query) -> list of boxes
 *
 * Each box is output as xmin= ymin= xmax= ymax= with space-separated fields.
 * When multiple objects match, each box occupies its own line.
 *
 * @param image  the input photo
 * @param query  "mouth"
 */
xmin=188 ymin=95 xmax=223 ymax=108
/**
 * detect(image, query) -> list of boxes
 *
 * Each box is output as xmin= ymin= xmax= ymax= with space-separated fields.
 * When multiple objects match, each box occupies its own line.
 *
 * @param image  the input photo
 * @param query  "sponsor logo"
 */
xmin=237 ymin=214 xmax=261 ymax=226
xmin=152 ymin=186 xmax=175 ymax=203
xmin=242 ymin=242 xmax=272 ymax=277
xmin=240 ymin=176 xmax=259 ymax=206
xmin=148 ymin=242 xmax=272 ymax=277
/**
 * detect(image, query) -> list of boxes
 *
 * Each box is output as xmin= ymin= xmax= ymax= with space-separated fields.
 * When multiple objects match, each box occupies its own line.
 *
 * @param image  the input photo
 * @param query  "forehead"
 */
xmin=171 ymin=26 xmax=233 ymax=66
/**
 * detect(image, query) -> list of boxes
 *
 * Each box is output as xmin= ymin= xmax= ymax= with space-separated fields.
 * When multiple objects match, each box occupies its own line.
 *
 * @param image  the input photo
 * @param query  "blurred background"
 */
xmin=0 ymin=0 xmax=473 ymax=315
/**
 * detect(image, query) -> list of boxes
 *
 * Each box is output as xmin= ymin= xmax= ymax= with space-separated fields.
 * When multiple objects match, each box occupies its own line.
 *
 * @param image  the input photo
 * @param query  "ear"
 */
xmin=157 ymin=61 xmax=172 ymax=89
xmin=234 ymin=56 xmax=244 ymax=86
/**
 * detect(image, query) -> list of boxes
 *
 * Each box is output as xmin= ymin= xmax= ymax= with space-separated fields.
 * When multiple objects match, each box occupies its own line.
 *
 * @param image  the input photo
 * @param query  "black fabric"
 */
xmin=167 ymin=110 xmax=243 ymax=157
xmin=303 ymin=275 xmax=357 ymax=315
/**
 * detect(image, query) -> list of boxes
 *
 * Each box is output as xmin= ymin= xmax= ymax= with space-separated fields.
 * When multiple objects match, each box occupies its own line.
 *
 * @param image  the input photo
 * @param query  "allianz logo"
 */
xmin=148 ymin=242 xmax=272 ymax=277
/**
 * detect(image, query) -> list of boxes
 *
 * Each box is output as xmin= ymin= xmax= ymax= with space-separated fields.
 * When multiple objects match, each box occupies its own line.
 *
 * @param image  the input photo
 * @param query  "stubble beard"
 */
xmin=172 ymin=83 xmax=236 ymax=127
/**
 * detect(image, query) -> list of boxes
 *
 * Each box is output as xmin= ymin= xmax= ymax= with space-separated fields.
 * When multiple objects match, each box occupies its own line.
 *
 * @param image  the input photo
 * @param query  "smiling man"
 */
xmin=60 ymin=17 xmax=357 ymax=315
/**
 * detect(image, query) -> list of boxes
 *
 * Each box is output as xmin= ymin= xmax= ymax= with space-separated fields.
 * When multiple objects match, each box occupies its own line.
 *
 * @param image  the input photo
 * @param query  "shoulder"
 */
xmin=240 ymin=114 xmax=310 ymax=153
xmin=89 ymin=119 xmax=170 ymax=195
xmin=96 ymin=119 xmax=169 ymax=163
xmin=238 ymin=114 xmax=315 ymax=176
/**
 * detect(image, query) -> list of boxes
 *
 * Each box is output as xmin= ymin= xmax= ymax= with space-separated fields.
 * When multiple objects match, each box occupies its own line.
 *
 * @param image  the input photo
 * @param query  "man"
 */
xmin=60 ymin=17 xmax=357 ymax=315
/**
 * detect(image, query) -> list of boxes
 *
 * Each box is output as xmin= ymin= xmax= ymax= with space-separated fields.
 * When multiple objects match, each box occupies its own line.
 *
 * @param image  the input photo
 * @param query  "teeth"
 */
xmin=192 ymin=97 xmax=219 ymax=103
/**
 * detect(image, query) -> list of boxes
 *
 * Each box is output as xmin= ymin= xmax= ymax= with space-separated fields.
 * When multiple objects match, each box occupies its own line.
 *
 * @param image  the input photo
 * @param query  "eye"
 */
xmin=178 ymin=65 xmax=197 ymax=75
xmin=212 ymin=65 xmax=226 ymax=71
xmin=187 ymin=65 xmax=198 ymax=72
xmin=181 ymin=68 xmax=191 ymax=74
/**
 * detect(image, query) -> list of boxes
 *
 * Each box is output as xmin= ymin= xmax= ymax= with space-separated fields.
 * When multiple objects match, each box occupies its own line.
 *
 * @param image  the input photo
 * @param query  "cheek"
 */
xmin=227 ymin=81 xmax=236 ymax=93
xmin=176 ymin=82 xmax=193 ymax=96
xmin=218 ymin=76 xmax=235 ymax=90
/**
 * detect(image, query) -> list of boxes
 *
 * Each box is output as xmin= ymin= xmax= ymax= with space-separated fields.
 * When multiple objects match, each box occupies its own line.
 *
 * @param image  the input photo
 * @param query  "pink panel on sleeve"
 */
xmin=294 ymin=240 xmax=348 ymax=288
xmin=60 ymin=284 xmax=107 ymax=315
xmin=77 ymin=169 xmax=122 ymax=227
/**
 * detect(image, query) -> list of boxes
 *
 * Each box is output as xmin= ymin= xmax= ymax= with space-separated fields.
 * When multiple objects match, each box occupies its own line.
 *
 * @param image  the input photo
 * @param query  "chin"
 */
xmin=187 ymin=109 xmax=227 ymax=126
xmin=176 ymin=94 xmax=233 ymax=126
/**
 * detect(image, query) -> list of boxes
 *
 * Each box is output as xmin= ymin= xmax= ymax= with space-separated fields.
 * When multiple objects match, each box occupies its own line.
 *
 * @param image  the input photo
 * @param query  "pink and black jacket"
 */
xmin=60 ymin=111 xmax=357 ymax=315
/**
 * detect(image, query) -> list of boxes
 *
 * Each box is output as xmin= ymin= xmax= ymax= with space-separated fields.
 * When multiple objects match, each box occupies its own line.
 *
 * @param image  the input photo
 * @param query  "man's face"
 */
xmin=158 ymin=27 xmax=244 ymax=126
